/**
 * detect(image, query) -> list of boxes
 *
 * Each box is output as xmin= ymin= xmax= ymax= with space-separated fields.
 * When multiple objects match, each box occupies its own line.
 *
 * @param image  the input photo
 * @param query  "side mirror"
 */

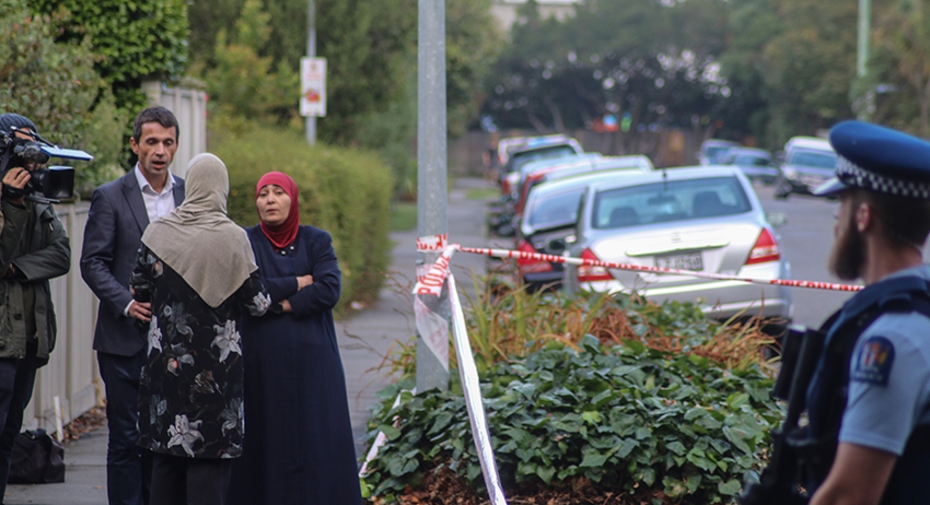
xmin=766 ymin=212 xmax=788 ymax=228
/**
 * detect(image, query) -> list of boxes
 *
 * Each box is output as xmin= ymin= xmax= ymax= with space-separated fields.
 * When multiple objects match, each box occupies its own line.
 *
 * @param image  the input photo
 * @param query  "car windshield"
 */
xmin=591 ymin=176 xmax=752 ymax=229
xmin=526 ymin=188 xmax=584 ymax=230
xmin=789 ymin=149 xmax=837 ymax=169
xmin=734 ymin=154 xmax=772 ymax=166
xmin=705 ymin=146 xmax=732 ymax=163
xmin=509 ymin=145 xmax=577 ymax=173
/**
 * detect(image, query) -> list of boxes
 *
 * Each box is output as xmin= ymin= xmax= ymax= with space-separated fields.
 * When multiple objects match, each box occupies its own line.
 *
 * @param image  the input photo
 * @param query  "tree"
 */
xmin=190 ymin=0 xmax=499 ymax=145
xmin=1 ymin=0 xmax=128 ymax=193
xmin=29 ymin=0 xmax=189 ymax=111
xmin=870 ymin=0 xmax=930 ymax=136
xmin=195 ymin=0 xmax=299 ymax=131
xmin=482 ymin=0 xmax=732 ymax=149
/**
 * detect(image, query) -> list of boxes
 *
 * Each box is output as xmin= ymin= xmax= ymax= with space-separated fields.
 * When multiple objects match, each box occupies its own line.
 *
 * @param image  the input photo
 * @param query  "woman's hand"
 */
xmin=296 ymin=274 xmax=314 ymax=290
xmin=280 ymin=299 xmax=293 ymax=313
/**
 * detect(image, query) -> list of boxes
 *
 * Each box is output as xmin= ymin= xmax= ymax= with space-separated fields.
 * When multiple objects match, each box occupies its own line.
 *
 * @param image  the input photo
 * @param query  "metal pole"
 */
xmin=305 ymin=0 xmax=317 ymax=145
xmin=857 ymin=0 xmax=870 ymax=78
xmin=416 ymin=0 xmax=450 ymax=392
xmin=856 ymin=0 xmax=873 ymax=120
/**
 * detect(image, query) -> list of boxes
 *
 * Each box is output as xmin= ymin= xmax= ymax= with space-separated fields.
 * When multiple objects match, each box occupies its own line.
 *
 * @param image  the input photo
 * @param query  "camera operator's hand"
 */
xmin=128 ymin=300 xmax=152 ymax=323
xmin=1 ymin=167 xmax=30 ymax=205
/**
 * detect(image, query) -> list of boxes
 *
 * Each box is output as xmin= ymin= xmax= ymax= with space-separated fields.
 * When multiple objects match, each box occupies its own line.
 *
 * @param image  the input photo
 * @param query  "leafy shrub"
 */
xmin=30 ymin=0 xmax=189 ymax=112
xmin=212 ymin=127 xmax=393 ymax=314
xmin=363 ymin=334 xmax=779 ymax=504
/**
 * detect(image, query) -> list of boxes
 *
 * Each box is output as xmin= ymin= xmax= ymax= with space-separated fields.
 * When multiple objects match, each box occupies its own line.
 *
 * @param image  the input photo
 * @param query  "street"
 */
xmin=752 ymin=184 xmax=854 ymax=329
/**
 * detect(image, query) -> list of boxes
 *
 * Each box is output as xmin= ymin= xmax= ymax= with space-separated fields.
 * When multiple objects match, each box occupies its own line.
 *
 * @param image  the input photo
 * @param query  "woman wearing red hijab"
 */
xmin=228 ymin=172 xmax=363 ymax=505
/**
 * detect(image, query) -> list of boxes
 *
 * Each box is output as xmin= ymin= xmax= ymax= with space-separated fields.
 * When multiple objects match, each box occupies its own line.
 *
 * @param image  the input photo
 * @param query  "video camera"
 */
xmin=0 ymin=125 xmax=94 ymax=203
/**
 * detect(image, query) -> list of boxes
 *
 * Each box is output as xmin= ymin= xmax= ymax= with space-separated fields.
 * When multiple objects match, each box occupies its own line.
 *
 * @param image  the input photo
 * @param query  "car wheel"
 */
xmin=774 ymin=178 xmax=791 ymax=199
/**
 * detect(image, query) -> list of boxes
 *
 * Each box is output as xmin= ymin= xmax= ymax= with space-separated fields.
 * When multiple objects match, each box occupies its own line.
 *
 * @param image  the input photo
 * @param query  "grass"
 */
xmin=389 ymin=201 xmax=417 ymax=232
xmin=465 ymin=187 xmax=500 ymax=200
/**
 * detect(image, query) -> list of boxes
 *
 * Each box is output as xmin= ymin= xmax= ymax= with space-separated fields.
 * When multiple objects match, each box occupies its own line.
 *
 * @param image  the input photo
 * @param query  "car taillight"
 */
xmin=746 ymin=228 xmax=781 ymax=265
xmin=501 ymin=178 xmax=511 ymax=195
xmin=577 ymin=248 xmax=614 ymax=282
xmin=517 ymin=174 xmax=544 ymax=215
xmin=517 ymin=240 xmax=552 ymax=273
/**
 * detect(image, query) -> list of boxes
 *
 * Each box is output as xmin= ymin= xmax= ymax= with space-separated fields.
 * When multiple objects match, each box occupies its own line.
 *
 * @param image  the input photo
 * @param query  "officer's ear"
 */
xmin=854 ymin=200 xmax=874 ymax=234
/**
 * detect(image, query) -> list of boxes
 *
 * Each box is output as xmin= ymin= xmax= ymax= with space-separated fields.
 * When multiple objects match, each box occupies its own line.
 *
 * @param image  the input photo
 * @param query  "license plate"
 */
xmin=655 ymin=253 xmax=703 ymax=271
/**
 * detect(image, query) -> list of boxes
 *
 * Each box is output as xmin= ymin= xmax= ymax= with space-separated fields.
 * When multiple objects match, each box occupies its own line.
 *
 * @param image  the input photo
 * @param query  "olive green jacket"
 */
xmin=0 ymin=199 xmax=70 ymax=364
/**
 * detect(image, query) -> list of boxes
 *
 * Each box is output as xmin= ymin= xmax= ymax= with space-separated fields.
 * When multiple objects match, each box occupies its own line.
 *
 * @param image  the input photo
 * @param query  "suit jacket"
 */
xmin=80 ymin=170 xmax=184 ymax=356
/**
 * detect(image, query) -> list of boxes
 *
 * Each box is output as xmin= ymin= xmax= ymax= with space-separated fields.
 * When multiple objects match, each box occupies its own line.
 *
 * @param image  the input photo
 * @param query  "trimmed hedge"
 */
xmin=212 ymin=128 xmax=393 ymax=314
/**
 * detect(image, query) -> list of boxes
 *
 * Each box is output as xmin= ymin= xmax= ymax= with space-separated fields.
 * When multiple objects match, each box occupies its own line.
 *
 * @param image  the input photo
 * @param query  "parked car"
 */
xmin=515 ymin=154 xmax=604 ymax=215
xmin=517 ymin=155 xmax=654 ymax=216
xmin=721 ymin=147 xmax=778 ymax=184
xmin=498 ymin=135 xmax=584 ymax=198
xmin=698 ymin=139 xmax=740 ymax=165
xmin=562 ymin=166 xmax=792 ymax=327
xmin=774 ymin=136 xmax=837 ymax=199
xmin=517 ymin=168 xmax=651 ymax=291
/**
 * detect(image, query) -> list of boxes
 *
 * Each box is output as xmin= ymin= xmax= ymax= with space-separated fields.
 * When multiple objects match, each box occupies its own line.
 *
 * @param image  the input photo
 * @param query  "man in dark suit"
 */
xmin=81 ymin=106 xmax=185 ymax=505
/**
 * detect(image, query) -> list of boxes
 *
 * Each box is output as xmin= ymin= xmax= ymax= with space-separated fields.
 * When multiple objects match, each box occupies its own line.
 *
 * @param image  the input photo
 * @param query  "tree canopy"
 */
xmin=482 ymin=0 xmax=928 ymax=149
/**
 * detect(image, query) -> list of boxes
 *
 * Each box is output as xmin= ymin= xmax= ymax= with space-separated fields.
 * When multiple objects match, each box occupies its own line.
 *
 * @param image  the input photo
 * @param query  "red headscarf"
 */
xmin=256 ymin=172 xmax=300 ymax=250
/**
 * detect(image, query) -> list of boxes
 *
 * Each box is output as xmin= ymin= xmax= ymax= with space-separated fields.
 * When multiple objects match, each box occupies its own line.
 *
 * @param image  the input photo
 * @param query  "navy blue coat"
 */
xmin=229 ymin=225 xmax=363 ymax=505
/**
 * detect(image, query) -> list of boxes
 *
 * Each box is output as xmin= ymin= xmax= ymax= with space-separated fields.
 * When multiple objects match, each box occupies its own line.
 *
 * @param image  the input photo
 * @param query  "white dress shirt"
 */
xmin=125 ymin=165 xmax=178 ymax=316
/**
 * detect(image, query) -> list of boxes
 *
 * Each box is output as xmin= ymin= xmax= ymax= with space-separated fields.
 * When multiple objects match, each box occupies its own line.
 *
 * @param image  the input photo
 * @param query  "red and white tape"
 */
xmin=416 ymin=233 xmax=448 ymax=252
xmin=413 ymin=238 xmax=862 ymax=296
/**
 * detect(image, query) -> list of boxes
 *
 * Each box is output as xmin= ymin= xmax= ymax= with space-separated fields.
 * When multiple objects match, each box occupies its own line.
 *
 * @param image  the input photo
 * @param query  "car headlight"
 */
xmin=784 ymin=167 xmax=798 ymax=179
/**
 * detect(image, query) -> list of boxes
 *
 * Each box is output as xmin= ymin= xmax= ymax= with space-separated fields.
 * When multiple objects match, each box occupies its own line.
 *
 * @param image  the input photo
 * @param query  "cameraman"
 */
xmin=0 ymin=113 xmax=70 ymax=501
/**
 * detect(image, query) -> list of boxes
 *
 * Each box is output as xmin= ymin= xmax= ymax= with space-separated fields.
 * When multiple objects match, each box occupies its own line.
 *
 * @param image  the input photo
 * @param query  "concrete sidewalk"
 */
xmin=5 ymin=176 xmax=502 ymax=504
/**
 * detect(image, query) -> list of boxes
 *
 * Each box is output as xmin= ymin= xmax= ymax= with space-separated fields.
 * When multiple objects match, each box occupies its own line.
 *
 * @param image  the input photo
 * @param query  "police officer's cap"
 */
xmin=815 ymin=121 xmax=930 ymax=199
xmin=0 ymin=114 xmax=37 ymax=136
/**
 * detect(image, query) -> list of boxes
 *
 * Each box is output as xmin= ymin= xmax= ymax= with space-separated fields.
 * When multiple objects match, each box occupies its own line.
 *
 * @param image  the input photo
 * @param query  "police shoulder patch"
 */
xmin=851 ymin=336 xmax=896 ymax=387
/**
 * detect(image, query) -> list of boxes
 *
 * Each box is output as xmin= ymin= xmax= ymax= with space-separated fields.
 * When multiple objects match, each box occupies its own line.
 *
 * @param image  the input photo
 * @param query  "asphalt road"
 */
xmin=751 ymin=184 xmax=853 ymax=329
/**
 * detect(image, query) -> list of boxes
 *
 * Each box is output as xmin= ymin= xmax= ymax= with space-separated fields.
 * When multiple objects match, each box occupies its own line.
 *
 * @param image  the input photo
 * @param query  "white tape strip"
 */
xmin=359 ymin=387 xmax=416 ymax=478
xmin=448 ymin=273 xmax=508 ymax=505
xmin=412 ymin=245 xmax=457 ymax=296
xmin=414 ymin=296 xmax=450 ymax=372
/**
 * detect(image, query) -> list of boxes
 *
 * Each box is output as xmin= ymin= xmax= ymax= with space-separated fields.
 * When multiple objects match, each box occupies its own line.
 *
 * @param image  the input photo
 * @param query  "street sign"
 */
xmin=300 ymin=57 xmax=326 ymax=117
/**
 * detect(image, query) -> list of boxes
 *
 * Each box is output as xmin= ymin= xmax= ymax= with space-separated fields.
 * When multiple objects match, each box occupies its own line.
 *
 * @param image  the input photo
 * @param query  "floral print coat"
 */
xmin=131 ymin=245 xmax=270 ymax=458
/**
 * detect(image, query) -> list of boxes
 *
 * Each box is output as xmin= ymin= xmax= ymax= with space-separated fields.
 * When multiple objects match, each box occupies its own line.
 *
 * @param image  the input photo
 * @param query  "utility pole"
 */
xmin=306 ymin=0 xmax=317 ymax=145
xmin=856 ymin=0 xmax=873 ymax=120
xmin=415 ymin=0 xmax=450 ymax=393
xmin=857 ymin=0 xmax=871 ymax=78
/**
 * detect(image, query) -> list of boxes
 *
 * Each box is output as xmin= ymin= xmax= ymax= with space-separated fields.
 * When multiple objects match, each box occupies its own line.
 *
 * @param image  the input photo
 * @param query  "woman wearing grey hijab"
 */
xmin=129 ymin=153 xmax=271 ymax=505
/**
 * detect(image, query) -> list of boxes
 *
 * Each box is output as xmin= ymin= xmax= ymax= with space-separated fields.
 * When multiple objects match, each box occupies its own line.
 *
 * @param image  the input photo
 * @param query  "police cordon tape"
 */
xmin=413 ymin=241 xmax=863 ymax=296
xmin=362 ymin=236 xmax=859 ymax=502
xmin=359 ymin=272 xmax=509 ymax=504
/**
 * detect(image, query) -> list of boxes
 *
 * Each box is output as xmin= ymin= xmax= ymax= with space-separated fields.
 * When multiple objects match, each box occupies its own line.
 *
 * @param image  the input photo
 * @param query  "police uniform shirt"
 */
xmin=840 ymin=264 xmax=930 ymax=455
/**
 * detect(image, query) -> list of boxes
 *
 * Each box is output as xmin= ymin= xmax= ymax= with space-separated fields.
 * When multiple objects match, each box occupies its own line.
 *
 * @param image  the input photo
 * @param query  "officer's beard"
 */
xmin=829 ymin=210 xmax=866 ymax=281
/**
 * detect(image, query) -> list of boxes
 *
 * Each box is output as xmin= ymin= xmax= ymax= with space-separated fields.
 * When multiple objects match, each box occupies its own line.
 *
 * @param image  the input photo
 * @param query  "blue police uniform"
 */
xmin=804 ymin=121 xmax=930 ymax=503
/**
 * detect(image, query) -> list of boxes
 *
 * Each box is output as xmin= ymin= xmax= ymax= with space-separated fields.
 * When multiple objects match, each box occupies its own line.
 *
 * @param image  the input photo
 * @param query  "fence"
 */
xmin=448 ymin=128 xmax=710 ymax=176
xmin=24 ymin=202 xmax=100 ymax=434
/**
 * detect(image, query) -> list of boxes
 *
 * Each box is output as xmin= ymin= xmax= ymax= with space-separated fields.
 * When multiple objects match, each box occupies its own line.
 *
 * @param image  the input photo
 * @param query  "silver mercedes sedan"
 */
xmin=562 ymin=166 xmax=792 ymax=324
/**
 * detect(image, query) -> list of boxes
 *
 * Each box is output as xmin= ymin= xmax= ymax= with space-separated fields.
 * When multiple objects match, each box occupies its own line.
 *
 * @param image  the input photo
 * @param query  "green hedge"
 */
xmin=212 ymin=128 xmax=393 ymax=314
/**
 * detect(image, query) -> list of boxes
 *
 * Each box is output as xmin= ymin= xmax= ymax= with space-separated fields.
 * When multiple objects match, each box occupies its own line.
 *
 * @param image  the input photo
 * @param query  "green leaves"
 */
xmin=363 ymin=337 xmax=782 ymax=503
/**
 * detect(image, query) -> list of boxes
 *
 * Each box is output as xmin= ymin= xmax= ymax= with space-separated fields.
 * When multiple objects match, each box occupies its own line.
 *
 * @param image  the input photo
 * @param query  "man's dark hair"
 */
xmin=861 ymin=189 xmax=930 ymax=250
xmin=132 ymin=106 xmax=179 ymax=142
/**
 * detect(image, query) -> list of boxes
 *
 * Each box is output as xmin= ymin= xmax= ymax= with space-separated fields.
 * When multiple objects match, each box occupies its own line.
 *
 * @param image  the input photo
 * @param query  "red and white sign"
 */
xmin=300 ymin=57 xmax=327 ymax=117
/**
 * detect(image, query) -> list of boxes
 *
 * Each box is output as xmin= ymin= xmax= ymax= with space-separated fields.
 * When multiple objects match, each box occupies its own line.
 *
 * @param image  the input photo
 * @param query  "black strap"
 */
xmin=904 ymin=424 xmax=930 ymax=456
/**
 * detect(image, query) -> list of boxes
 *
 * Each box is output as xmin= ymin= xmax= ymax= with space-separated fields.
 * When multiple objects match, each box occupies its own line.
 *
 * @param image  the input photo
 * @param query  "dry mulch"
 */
xmin=59 ymin=405 xmax=107 ymax=445
xmin=369 ymin=468 xmax=677 ymax=505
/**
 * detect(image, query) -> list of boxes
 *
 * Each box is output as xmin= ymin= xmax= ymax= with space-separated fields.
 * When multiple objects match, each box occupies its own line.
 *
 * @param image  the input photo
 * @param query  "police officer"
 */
xmin=804 ymin=121 xmax=930 ymax=505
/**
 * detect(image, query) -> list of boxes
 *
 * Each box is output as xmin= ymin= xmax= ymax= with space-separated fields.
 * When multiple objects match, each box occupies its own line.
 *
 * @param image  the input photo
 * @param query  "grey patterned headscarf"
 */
xmin=141 ymin=153 xmax=257 ymax=307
